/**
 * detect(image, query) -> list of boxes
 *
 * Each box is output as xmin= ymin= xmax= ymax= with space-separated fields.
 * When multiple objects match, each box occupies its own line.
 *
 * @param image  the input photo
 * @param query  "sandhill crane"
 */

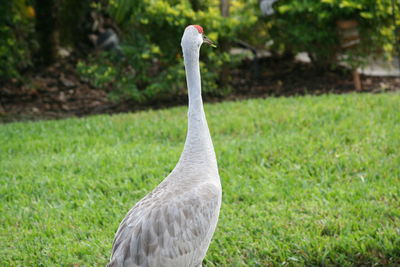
xmin=107 ymin=25 xmax=222 ymax=267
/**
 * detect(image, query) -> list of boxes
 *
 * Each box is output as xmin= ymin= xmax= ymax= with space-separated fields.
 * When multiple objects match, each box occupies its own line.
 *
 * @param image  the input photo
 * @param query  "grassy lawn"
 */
xmin=1 ymin=93 xmax=399 ymax=266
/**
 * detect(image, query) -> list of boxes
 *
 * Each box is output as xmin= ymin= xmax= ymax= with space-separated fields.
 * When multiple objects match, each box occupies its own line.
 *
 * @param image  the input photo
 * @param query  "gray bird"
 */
xmin=107 ymin=25 xmax=222 ymax=267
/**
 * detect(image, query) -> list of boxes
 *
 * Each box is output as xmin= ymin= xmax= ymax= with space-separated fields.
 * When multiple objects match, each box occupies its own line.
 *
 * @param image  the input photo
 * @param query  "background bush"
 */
xmin=1 ymin=0 xmax=399 ymax=99
xmin=78 ymin=0 xmax=264 ymax=103
xmin=269 ymin=0 xmax=399 ymax=68
xmin=0 ymin=0 xmax=36 ymax=80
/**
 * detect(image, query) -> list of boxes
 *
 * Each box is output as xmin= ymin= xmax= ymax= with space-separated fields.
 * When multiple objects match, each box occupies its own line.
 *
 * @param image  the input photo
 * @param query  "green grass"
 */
xmin=1 ymin=93 xmax=399 ymax=266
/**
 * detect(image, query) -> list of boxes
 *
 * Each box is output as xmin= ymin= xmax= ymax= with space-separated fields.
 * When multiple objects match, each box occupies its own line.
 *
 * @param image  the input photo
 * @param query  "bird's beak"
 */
xmin=203 ymin=35 xmax=217 ymax=48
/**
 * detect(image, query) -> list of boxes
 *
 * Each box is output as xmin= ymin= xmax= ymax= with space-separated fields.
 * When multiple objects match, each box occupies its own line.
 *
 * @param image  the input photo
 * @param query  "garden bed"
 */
xmin=1 ymin=56 xmax=399 ymax=123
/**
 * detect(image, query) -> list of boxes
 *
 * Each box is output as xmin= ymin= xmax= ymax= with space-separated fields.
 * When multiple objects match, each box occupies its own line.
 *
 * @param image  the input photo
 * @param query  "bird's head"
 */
xmin=181 ymin=25 xmax=216 ymax=51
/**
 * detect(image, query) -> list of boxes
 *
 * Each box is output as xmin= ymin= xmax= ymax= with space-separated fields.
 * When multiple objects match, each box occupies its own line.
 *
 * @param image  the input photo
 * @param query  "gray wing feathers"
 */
xmin=107 ymin=183 xmax=220 ymax=267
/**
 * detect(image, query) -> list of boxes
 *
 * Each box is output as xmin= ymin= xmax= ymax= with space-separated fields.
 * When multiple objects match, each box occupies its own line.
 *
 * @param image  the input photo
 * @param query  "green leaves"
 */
xmin=80 ymin=0 xmax=265 ymax=103
xmin=0 ymin=1 xmax=35 ymax=80
xmin=271 ymin=0 xmax=399 ymax=68
xmin=338 ymin=0 xmax=363 ymax=9
xmin=360 ymin=11 xmax=374 ymax=19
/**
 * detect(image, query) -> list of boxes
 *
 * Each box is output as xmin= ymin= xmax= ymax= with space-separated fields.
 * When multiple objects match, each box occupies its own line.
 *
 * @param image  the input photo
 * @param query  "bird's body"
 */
xmin=107 ymin=25 xmax=221 ymax=267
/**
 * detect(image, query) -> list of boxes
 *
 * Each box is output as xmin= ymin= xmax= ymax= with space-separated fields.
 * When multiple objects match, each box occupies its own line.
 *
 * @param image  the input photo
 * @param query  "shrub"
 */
xmin=0 ymin=0 xmax=36 ymax=81
xmin=269 ymin=0 xmax=399 ymax=69
xmin=79 ymin=0 xmax=265 ymax=103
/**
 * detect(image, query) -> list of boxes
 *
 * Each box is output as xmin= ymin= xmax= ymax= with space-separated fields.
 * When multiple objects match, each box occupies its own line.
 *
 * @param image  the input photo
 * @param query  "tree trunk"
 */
xmin=352 ymin=70 xmax=362 ymax=91
xmin=219 ymin=0 xmax=230 ymax=88
xmin=58 ymin=0 xmax=90 ymax=50
xmin=220 ymin=0 xmax=230 ymax=17
xmin=34 ymin=0 xmax=59 ymax=65
xmin=189 ymin=0 xmax=201 ymax=11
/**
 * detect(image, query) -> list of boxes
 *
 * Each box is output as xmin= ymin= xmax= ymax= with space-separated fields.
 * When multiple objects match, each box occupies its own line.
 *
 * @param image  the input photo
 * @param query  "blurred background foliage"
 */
xmin=79 ymin=0 xmax=263 ymax=102
xmin=0 ymin=0 xmax=399 ymax=102
xmin=0 ymin=0 xmax=36 ymax=80
xmin=271 ymin=0 xmax=399 ymax=69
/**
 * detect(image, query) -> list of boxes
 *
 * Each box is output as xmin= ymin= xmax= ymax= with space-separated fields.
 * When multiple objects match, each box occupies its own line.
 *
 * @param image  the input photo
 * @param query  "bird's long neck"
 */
xmin=178 ymin=46 xmax=217 ymax=169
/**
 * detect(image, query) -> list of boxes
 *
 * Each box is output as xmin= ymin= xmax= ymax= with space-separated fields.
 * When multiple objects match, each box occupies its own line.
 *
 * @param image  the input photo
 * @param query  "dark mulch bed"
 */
xmin=229 ymin=57 xmax=399 ymax=99
xmin=1 ymin=56 xmax=399 ymax=123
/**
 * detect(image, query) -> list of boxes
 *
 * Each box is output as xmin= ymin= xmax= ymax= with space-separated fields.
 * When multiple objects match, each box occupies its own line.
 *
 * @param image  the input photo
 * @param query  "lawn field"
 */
xmin=1 ymin=93 xmax=399 ymax=266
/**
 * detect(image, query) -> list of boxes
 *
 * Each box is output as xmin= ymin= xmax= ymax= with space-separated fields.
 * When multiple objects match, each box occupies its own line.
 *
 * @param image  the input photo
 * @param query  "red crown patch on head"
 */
xmin=192 ymin=25 xmax=204 ymax=34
